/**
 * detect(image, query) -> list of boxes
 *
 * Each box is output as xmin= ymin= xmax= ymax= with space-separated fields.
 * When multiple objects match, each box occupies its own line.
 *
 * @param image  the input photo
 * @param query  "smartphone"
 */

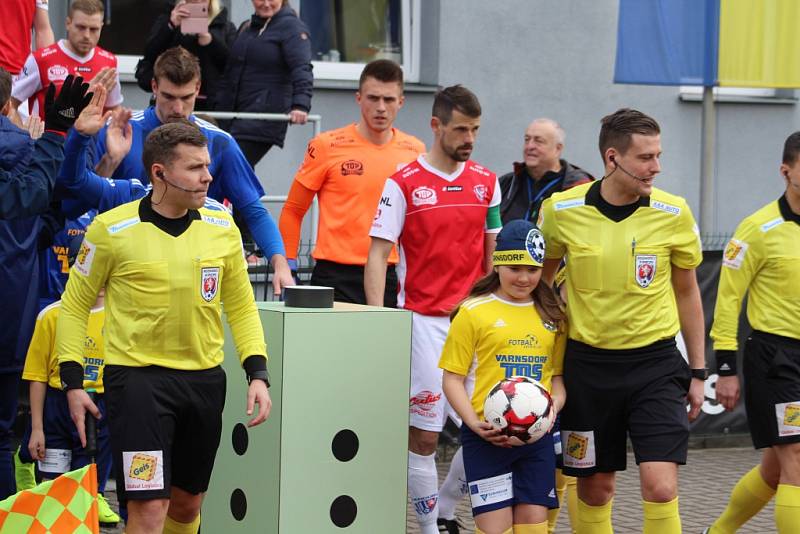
xmin=181 ymin=2 xmax=208 ymax=35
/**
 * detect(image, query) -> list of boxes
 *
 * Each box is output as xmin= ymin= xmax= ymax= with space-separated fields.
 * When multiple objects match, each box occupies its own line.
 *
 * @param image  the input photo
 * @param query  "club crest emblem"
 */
xmin=473 ymin=184 xmax=488 ymax=202
xmin=525 ymin=228 xmax=546 ymax=264
xmin=201 ymin=267 xmax=220 ymax=302
xmin=635 ymin=254 xmax=657 ymax=288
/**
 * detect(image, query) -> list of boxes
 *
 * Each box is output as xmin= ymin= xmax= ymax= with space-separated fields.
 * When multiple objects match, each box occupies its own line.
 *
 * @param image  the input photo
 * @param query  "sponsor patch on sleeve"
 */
xmin=651 ymin=200 xmax=681 ymax=215
xmin=73 ymin=239 xmax=96 ymax=276
xmin=122 ymin=450 xmax=164 ymax=491
xmin=562 ymin=430 xmax=596 ymax=469
xmin=554 ymin=198 xmax=585 ymax=211
xmin=468 ymin=472 xmax=513 ymax=509
xmin=776 ymin=402 xmax=800 ymax=437
xmin=202 ymin=214 xmax=231 ymax=227
xmin=722 ymin=238 xmax=748 ymax=270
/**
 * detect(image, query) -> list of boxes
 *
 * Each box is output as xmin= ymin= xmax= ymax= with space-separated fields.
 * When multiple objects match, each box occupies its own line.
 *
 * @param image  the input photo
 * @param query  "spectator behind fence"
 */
xmin=135 ymin=0 xmax=236 ymax=112
xmin=499 ymin=118 xmax=594 ymax=225
xmin=216 ymin=0 xmax=313 ymax=168
xmin=10 ymin=0 xmax=122 ymax=120
xmin=0 ymin=70 xmax=96 ymax=500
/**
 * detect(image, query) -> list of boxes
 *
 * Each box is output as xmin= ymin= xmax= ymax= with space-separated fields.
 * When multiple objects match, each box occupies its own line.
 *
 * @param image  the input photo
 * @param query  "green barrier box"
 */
xmin=203 ymin=301 xmax=412 ymax=532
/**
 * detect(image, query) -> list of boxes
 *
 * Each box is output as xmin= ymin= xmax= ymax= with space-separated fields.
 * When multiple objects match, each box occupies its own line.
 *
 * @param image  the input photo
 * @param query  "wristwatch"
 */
xmin=247 ymin=369 xmax=270 ymax=388
xmin=691 ymin=368 xmax=709 ymax=380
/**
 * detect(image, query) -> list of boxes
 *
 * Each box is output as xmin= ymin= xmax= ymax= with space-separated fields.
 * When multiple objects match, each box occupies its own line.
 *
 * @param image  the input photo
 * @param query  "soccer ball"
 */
xmin=483 ymin=376 xmax=554 ymax=444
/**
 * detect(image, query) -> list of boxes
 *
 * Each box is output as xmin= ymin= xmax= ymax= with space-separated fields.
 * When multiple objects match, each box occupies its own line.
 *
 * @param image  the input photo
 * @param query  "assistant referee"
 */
xmin=706 ymin=131 xmax=800 ymax=534
xmin=539 ymin=108 xmax=706 ymax=534
xmin=55 ymin=121 xmax=271 ymax=534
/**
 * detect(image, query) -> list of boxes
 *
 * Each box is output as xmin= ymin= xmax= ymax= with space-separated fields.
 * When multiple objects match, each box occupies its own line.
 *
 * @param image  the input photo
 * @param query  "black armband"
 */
xmin=59 ymin=361 xmax=85 ymax=390
xmin=715 ymin=350 xmax=738 ymax=376
xmin=243 ymin=355 xmax=270 ymax=387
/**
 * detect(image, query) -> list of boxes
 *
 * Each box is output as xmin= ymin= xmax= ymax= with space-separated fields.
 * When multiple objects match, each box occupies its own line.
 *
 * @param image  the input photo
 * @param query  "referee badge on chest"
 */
xmin=634 ymin=254 xmax=657 ymax=288
xmin=201 ymin=267 xmax=220 ymax=301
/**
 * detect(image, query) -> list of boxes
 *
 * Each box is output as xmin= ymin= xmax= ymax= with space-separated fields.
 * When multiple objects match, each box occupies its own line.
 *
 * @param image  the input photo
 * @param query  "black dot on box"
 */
xmin=230 ymin=488 xmax=247 ymax=521
xmin=331 ymin=429 xmax=359 ymax=462
xmin=232 ymin=423 xmax=248 ymax=456
xmin=330 ymin=495 xmax=357 ymax=528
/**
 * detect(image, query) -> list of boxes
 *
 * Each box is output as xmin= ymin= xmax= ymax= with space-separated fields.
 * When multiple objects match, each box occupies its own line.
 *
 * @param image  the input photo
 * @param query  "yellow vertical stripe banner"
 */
xmin=718 ymin=0 xmax=800 ymax=88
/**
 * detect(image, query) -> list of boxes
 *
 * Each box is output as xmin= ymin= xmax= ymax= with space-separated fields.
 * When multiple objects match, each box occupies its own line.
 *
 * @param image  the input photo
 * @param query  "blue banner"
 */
xmin=614 ymin=0 xmax=720 ymax=87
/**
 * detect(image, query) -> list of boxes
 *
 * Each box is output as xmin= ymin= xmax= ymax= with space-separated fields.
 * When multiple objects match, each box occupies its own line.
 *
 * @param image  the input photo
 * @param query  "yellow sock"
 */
xmin=163 ymin=511 xmax=201 ymax=534
xmin=642 ymin=497 xmax=680 ymax=534
xmin=565 ymin=475 xmax=578 ymax=533
xmin=514 ymin=521 xmax=548 ymax=533
xmin=547 ymin=469 xmax=568 ymax=533
xmin=775 ymin=484 xmax=800 ymax=534
xmin=577 ymin=498 xmax=613 ymax=534
xmin=710 ymin=465 xmax=775 ymax=533
xmin=474 ymin=528 xmax=512 ymax=534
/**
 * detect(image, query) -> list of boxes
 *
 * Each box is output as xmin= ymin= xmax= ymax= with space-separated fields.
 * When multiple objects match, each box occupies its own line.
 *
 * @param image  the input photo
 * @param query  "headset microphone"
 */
xmin=156 ymin=170 xmax=207 ymax=194
xmin=610 ymin=155 xmax=650 ymax=182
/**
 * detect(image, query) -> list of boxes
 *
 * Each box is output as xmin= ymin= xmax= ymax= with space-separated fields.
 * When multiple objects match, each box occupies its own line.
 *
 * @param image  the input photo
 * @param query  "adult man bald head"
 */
xmin=523 ymin=118 xmax=565 ymax=181
xmin=499 ymin=118 xmax=593 ymax=224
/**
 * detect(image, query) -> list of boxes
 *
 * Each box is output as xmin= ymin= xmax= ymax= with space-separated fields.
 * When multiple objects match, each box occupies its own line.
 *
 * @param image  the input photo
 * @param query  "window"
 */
xmin=97 ymin=0 xmax=167 ymax=77
xmin=297 ymin=0 xmax=420 ymax=82
xmin=679 ymin=86 xmax=796 ymax=104
xmin=94 ymin=0 xmax=422 ymax=83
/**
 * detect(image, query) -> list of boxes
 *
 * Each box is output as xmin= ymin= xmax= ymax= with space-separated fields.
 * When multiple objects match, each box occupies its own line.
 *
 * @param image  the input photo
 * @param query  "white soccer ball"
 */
xmin=483 ymin=376 xmax=554 ymax=444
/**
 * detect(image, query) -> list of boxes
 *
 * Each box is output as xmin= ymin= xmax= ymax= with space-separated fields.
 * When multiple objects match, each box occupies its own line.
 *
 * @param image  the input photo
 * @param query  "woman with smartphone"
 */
xmin=135 ymin=0 xmax=236 ymax=111
xmin=215 ymin=0 xmax=314 ymax=168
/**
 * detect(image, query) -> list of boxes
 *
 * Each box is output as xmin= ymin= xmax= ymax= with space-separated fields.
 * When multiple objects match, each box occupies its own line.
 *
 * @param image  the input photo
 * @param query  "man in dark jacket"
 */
xmin=216 ymin=1 xmax=313 ymax=167
xmin=0 ymin=69 xmax=93 ymax=499
xmin=135 ymin=0 xmax=236 ymax=111
xmin=499 ymin=118 xmax=594 ymax=224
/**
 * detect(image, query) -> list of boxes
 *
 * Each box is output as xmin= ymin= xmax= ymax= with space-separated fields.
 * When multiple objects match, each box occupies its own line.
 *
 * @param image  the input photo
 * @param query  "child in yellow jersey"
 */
xmin=16 ymin=238 xmax=119 ymax=526
xmin=440 ymin=220 xmax=567 ymax=534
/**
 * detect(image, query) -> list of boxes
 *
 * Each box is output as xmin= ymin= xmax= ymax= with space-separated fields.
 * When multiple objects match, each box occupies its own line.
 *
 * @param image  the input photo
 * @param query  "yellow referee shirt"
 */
xmin=711 ymin=196 xmax=800 ymax=350
xmin=24 ymin=302 xmax=106 ymax=392
xmin=539 ymin=181 xmax=702 ymax=349
xmin=439 ymin=294 xmax=565 ymax=420
xmin=56 ymin=198 xmax=267 ymax=371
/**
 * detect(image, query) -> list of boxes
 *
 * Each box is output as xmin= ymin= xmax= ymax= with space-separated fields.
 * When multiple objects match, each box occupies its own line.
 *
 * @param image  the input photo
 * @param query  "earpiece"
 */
xmin=609 ymin=155 xmax=615 ymax=163
xmin=157 ymin=170 xmax=164 ymax=178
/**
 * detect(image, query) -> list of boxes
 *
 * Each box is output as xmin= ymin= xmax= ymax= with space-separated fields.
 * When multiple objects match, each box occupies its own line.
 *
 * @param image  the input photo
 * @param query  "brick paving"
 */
xmin=405 ymin=446 xmax=775 ymax=534
xmin=99 ymin=446 xmax=776 ymax=533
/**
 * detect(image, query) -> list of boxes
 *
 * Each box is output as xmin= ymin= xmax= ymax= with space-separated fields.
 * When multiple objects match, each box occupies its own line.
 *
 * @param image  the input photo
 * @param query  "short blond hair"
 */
xmin=68 ymin=0 xmax=104 ymax=17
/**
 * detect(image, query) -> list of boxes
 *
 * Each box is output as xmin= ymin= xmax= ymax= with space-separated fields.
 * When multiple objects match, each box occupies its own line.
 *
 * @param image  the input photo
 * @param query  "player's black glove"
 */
xmin=44 ymin=75 xmax=93 ymax=134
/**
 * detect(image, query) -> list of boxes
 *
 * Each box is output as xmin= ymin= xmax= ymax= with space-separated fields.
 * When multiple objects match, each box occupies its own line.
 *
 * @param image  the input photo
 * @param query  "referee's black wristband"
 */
xmin=243 ymin=355 xmax=270 ymax=387
xmin=59 ymin=361 xmax=84 ymax=391
xmin=715 ymin=350 xmax=738 ymax=376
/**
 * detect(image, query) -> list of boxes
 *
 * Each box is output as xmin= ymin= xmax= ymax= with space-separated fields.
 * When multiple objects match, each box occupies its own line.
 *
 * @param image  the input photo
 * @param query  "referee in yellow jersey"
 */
xmin=55 ymin=121 xmax=271 ymax=534
xmin=705 ymin=131 xmax=800 ymax=534
xmin=539 ymin=108 xmax=706 ymax=534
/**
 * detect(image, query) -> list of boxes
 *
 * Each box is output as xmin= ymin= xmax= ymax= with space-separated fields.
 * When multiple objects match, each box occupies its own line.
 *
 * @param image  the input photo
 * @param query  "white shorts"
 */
xmin=409 ymin=312 xmax=473 ymax=432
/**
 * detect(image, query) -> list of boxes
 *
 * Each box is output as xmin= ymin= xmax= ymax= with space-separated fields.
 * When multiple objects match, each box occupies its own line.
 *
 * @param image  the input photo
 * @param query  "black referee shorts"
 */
xmin=311 ymin=259 xmax=397 ymax=307
xmin=744 ymin=330 xmax=800 ymax=449
xmin=560 ymin=338 xmax=691 ymax=477
xmin=104 ymin=365 xmax=227 ymax=501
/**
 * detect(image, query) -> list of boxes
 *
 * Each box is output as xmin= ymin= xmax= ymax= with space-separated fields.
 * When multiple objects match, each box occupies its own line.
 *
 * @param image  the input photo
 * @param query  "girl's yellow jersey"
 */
xmin=439 ymin=294 xmax=565 ymax=420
